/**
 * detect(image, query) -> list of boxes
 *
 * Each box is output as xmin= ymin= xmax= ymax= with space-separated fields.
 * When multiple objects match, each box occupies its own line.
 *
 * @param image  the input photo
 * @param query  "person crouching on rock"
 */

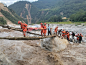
xmin=18 ymin=21 xmax=27 ymax=37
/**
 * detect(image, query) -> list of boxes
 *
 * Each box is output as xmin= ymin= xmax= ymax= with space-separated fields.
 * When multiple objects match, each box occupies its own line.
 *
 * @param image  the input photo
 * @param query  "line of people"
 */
xmin=40 ymin=23 xmax=83 ymax=43
xmin=40 ymin=23 xmax=59 ymax=36
xmin=18 ymin=21 xmax=83 ymax=43
xmin=58 ymin=29 xmax=83 ymax=43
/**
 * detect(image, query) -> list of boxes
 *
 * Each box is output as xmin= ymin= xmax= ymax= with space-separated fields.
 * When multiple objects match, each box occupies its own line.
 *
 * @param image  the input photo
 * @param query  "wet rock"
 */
xmin=41 ymin=37 xmax=69 ymax=52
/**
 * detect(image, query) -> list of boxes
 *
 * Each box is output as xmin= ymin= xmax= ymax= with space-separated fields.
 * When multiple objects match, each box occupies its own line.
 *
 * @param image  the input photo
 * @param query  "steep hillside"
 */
xmin=9 ymin=0 xmax=86 ymax=23
xmin=0 ymin=3 xmax=27 ymax=25
xmin=9 ymin=1 xmax=38 ymax=24
xmin=32 ymin=0 xmax=59 ymax=9
xmin=32 ymin=0 xmax=86 ymax=17
xmin=53 ymin=0 xmax=86 ymax=17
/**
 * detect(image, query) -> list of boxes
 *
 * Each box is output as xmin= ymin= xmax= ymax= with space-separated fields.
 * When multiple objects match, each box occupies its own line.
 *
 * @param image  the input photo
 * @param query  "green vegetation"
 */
xmin=9 ymin=0 xmax=86 ymax=23
xmin=32 ymin=0 xmax=58 ymax=9
xmin=9 ymin=8 xmax=28 ymax=24
xmin=46 ymin=21 xmax=86 ymax=25
xmin=0 ymin=17 xmax=6 ymax=25
xmin=70 ymin=10 xmax=86 ymax=22
xmin=8 ymin=1 xmax=38 ymax=23
xmin=1 ymin=9 xmax=27 ymax=24
xmin=48 ymin=16 xmax=63 ymax=22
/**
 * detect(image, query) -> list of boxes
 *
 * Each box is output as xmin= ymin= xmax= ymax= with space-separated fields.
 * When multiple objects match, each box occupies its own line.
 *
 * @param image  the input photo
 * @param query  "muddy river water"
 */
xmin=0 ymin=24 xmax=86 ymax=65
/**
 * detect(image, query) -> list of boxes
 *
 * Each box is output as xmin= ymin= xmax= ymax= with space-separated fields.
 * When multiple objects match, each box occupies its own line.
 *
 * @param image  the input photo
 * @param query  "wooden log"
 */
xmin=0 ymin=35 xmax=56 ymax=40
xmin=1 ymin=25 xmax=43 ymax=36
xmin=27 ymin=31 xmax=42 ymax=36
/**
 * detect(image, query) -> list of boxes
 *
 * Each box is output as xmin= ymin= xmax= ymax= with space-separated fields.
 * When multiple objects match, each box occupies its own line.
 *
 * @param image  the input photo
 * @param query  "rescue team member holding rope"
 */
xmin=62 ymin=29 xmax=66 ymax=38
xmin=40 ymin=23 xmax=44 ymax=36
xmin=54 ymin=26 xmax=58 ymax=35
xmin=40 ymin=23 xmax=47 ymax=36
xmin=18 ymin=21 xmax=27 ymax=37
xmin=43 ymin=23 xmax=47 ymax=36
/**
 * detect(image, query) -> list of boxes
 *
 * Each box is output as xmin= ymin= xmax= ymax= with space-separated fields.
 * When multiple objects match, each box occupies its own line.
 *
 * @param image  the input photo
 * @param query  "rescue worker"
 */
xmin=43 ymin=23 xmax=47 ymax=36
xmin=80 ymin=33 xmax=83 ymax=37
xmin=48 ymin=24 xmax=51 ymax=35
xmin=58 ymin=29 xmax=62 ymax=36
xmin=40 ymin=23 xmax=44 ymax=36
xmin=18 ymin=21 xmax=27 ymax=37
xmin=62 ymin=29 xmax=66 ymax=38
xmin=77 ymin=34 xmax=79 ymax=42
xmin=72 ymin=32 xmax=75 ymax=39
xmin=67 ymin=32 xmax=70 ymax=41
xmin=79 ymin=34 xmax=82 ymax=43
xmin=54 ymin=26 xmax=58 ymax=35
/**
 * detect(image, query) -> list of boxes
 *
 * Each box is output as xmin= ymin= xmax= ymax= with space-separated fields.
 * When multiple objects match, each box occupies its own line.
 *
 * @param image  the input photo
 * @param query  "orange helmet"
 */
xmin=18 ymin=21 xmax=22 ymax=24
xmin=40 ymin=23 xmax=43 ymax=24
xmin=78 ymin=34 xmax=79 ymax=35
xmin=44 ymin=23 xmax=46 ymax=25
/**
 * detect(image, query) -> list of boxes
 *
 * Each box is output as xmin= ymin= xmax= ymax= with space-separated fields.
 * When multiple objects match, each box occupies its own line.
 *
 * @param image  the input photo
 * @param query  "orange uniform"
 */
xmin=40 ymin=23 xmax=44 ymax=36
xmin=62 ymin=30 xmax=66 ymax=38
xmin=43 ymin=23 xmax=47 ymax=36
xmin=77 ymin=34 xmax=79 ymax=40
xmin=55 ymin=27 xmax=58 ymax=32
xmin=54 ymin=26 xmax=58 ymax=35
xmin=18 ymin=21 xmax=27 ymax=37
xmin=80 ymin=33 xmax=83 ymax=37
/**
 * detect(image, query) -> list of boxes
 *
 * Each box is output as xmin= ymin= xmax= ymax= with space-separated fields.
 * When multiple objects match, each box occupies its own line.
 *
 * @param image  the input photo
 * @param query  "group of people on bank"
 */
xmin=18 ymin=21 xmax=83 ymax=43
xmin=40 ymin=23 xmax=83 ymax=43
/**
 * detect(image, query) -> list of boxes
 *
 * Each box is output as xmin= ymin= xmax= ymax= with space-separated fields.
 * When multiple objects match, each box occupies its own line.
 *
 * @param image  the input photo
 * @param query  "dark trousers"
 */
xmin=48 ymin=31 xmax=51 ymax=35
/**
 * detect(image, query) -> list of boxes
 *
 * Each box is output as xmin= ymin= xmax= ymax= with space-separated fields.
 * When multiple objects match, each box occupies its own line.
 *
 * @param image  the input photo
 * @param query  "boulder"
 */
xmin=41 ymin=37 xmax=69 ymax=52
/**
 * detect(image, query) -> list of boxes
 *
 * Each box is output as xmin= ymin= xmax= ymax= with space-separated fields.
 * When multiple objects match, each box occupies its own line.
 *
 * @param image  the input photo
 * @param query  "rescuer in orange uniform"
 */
xmin=54 ymin=26 xmax=58 ymax=35
xmin=80 ymin=33 xmax=83 ymax=37
xmin=43 ymin=23 xmax=47 ymax=36
xmin=18 ymin=21 xmax=27 ymax=37
xmin=77 ymin=34 xmax=79 ymax=41
xmin=40 ymin=23 xmax=44 ymax=36
xmin=62 ymin=29 xmax=66 ymax=38
xmin=67 ymin=32 xmax=70 ymax=41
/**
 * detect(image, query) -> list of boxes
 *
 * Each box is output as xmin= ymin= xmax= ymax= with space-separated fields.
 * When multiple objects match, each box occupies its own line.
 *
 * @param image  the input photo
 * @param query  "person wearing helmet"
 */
xmin=79 ymin=34 xmax=82 ymax=43
xmin=62 ymin=29 xmax=66 ymax=38
xmin=80 ymin=33 xmax=83 ymax=37
xmin=67 ymin=32 xmax=70 ymax=41
xmin=54 ymin=26 xmax=58 ymax=35
xmin=43 ymin=23 xmax=47 ymax=36
xmin=77 ymin=34 xmax=79 ymax=42
xmin=40 ymin=23 xmax=44 ymax=36
xmin=18 ymin=21 xmax=27 ymax=37
xmin=58 ymin=29 xmax=62 ymax=36
xmin=72 ymin=32 xmax=75 ymax=39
